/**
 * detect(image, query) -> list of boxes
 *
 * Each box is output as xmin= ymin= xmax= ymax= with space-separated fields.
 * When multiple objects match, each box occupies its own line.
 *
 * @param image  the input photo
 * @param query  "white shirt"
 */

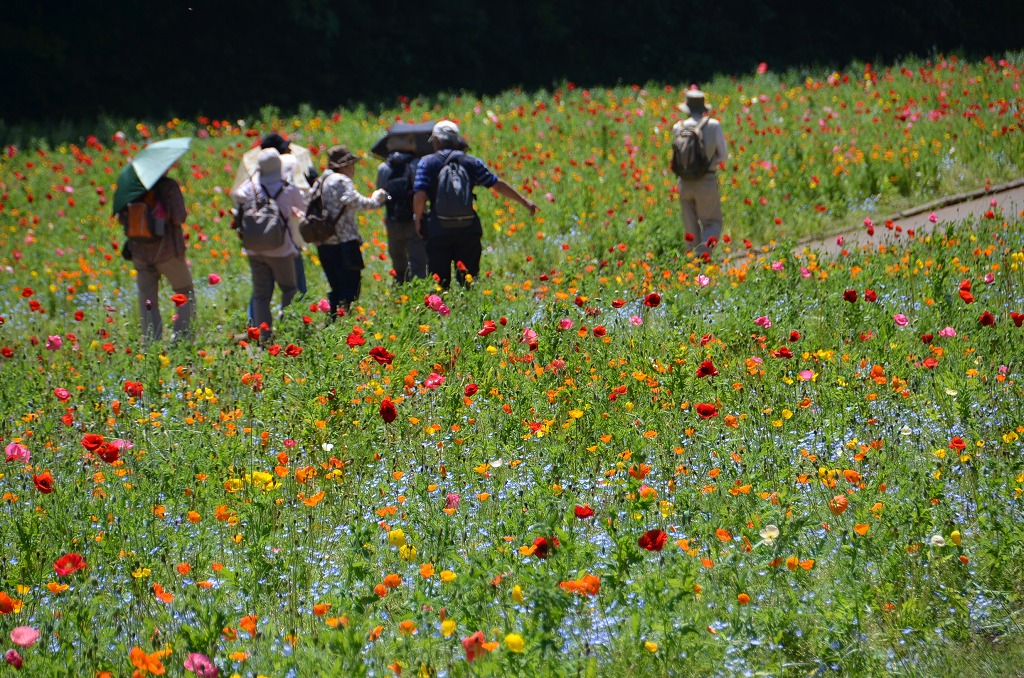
xmin=672 ymin=116 xmax=728 ymax=171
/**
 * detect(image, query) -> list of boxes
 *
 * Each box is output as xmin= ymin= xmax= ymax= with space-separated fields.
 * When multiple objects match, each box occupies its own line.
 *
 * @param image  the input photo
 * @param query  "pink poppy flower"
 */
xmin=754 ymin=316 xmax=772 ymax=328
xmin=893 ymin=314 xmax=909 ymax=326
xmin=317 ymin=299 xmax=331 ymax=313
xmin=521 ymin=328 xmax=538 ymax=345
xmin=424 ymin=294 xmax=450 ymax=316
xmin=938 ymin=326 xmax=956 ymax=338
xmin=697 ymin=274 xmax=710 ymax=287
xmin=557 ymin=318 xmax=574 ymax=331
xmin=928 ymin=212 xmax=938 ymax=223
xmin=799 ymin=370 xmax=816 ymax=382
xmin=424 ymin=373 xmax=445 ymax=389
xmin=444 ymin=493 xmax=460 ymax=510
xmin=800 ymin=267 xmax=812 ymax=279
xmin=10 ymin=627 xmax=39 ymax=648
xmin=207 ymin=273 xmax=221 ymax=285
xmin=46 ymin=335 xmax=62 ymax=351
xmin=4 ymin=650 xmax=22 ymax=670
xmin=771 ymin=261 xmax=784 ymax=271
xmin=184 ymin=652 xmax=219 ymax=677
xmin=629 ymin=315 xmax=643 ymax=326
xmin=111 ymin=439 xmax=134 ymax=451
xmin=6 ymin=442 xmax=30 ymax=463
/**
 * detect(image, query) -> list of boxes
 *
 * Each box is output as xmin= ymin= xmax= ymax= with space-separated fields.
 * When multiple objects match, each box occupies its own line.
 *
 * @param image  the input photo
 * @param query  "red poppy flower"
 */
xmin=700 ymin=333 xmax=714 ymax=347
xmin=978 ymin=310 xmax=995 ymax=327
xmin=246 ymin=327 xmax=261 ymax=341
xmin=695 ymin=360 xmax=718 ymax=378
xmin=462 ymin=631 xmax=491 ymax=663
xmin=369 ymin=346 xmax=395 ymax=365
xmin=96 ymin=442 xmax=120 ymax=464
xmin=284 ymin=344 xmax=302 ymax=357
xmin=592 ymin=326 xmax=607 ymax=337
xmin=267 ymin=344 xmax=282 ymax=356
xmin=638 ymin=529 xmax=668 ymax=552
xmin=379 ymin=398 xmax=397 ymax=424
xmin=74 ymin=310 xmax=85 ymax=321
xmin=532 ymin=536 xmax=559 ymax=559
xmin=921 ymin=333 xmax=933 ymax=344
xmin=959 ymin=279 xmax=972 ymax=291
xmin=863 ymin=289 xmax=877 ymax=302
xmin=695 ymin=403 xmax=719 ymax=419
xmin=477 ymin=320 xmax=497 ymax=337
xmin=643 ymin=293 xmax=661 ymax=308
xmin=788 ymin=330 xmax=801 ymax=342
xmin=54 ymin=553 xmax=86 ymax=577
xmin=771 ymin=347 xmax=793 ymax=359
xmin=1011 ymin=312 xmax=1024 ymax=328
xmin=171 ymin=293 xmax=189 ymax=307
xmin=81 ymin=433 xmax=104 ymax=451
xmin=464 ymin=383 xmax=478 ymax=397
xmin=346 ymin=332 xmax=366 ymax=348
xmin=959 ymin=290 xmax=974 ymax=304
xmin=33 ymin=471 xmax=55 ymax=494
xmin=609 ymin=299 xmax=624 ymax=309
xmin=843 ymin=289 xmax=858 ymax=303
xmin=948 ymin=437 xmax=966 ymax=451
xmin=123 ymin=380 xmax=144 ymax=398
xmin=574 ymin=505 xmax=595 ymax=519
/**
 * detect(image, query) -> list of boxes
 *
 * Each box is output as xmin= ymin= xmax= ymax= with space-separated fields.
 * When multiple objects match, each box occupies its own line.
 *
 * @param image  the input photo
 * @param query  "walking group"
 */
xmin=114 ymin=90 xmax=727 ymax=343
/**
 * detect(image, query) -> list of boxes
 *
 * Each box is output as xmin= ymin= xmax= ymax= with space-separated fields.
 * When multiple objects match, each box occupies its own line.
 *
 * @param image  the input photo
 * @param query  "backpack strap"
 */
xmin=442 ymin=150 xmax=464 ymax=168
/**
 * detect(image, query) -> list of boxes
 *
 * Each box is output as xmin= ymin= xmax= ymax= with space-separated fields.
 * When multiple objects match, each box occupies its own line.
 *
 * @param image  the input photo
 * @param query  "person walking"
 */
xmin=376 ymin=141 xmax=427 ymax=283
xmin=672 ymin=89 xmax=728 ymax=258
xmin=260 ymin=133 xmax=316 ymax=299
xmin=314 ymin=145 xmax=388 ymax=317
xmin=233 ymin=148 xmax=307 ymax=339
xmin=118 ymin=173 xmax=195 ymax=342
xmin=412 ymin=120 xmax=538 ymax=289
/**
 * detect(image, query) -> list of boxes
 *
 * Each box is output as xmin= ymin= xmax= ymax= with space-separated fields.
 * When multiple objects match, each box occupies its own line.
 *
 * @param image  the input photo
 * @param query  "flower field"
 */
xmin=1 ymin=54 xmax=1024 ymax=676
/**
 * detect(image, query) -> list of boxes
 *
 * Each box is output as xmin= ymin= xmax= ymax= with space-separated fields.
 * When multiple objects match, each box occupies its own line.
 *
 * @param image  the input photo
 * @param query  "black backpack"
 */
xmin=671 ymin=117 xmax=712 ymax=180
xmin=434 ymin=151 xmax=476 ymax=227
xmin=299 ymin=171 xmax=344 ymax=245
xmin=383 ymin=153 xmax=417 ymax=223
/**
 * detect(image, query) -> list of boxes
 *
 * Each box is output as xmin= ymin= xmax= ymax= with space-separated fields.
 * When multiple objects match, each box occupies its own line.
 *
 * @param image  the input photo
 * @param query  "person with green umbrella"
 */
xmin=113 ymin=138 xmax=195 ymax=342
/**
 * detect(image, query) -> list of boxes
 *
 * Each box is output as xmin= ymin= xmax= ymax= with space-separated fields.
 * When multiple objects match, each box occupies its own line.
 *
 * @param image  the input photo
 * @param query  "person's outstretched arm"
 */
xmin=491 ymin=180 xmax=538 ymax=216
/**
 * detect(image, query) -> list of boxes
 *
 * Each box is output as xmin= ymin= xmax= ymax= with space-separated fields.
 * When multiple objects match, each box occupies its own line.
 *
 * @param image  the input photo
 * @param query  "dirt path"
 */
xmin=794 ymin=178 xmax=1024 ymax=258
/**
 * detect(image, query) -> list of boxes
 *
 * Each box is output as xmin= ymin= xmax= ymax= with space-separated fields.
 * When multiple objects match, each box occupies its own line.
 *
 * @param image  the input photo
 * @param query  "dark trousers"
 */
xmin=317 ymin=240 xmax=363 ymax=316
xmin=425 ymin=233 xmax=482 ymax=289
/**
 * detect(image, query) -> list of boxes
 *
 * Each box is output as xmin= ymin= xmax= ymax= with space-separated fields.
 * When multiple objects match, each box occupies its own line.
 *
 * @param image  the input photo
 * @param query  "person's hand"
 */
xmin=524 ymin=200 xmax=539 ymax=217
xmin=414 ymin=216 xmax=424 ymax=238
xmin=291 ymin=206 xmax=306 ymax=221
xmin=372 ymin=189 xmax=389 ymax=205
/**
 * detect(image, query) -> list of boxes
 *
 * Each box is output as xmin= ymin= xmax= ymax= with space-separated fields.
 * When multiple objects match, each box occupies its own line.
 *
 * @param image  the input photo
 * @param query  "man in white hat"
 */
xmin=672 ymin=89 xmax=728 ymax=258
xmin=412 ymin=120 xmax=538 ymax=289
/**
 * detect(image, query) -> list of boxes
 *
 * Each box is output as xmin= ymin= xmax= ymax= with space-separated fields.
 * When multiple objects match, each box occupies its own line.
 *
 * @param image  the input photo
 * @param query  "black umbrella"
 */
xmin=371 ymin=121 xmax=437 ymax=159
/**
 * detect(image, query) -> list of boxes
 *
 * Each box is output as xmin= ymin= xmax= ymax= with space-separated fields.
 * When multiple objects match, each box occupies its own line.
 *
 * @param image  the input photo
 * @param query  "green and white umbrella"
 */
xmin=111 ymin=137 xmax=192 ymax=214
